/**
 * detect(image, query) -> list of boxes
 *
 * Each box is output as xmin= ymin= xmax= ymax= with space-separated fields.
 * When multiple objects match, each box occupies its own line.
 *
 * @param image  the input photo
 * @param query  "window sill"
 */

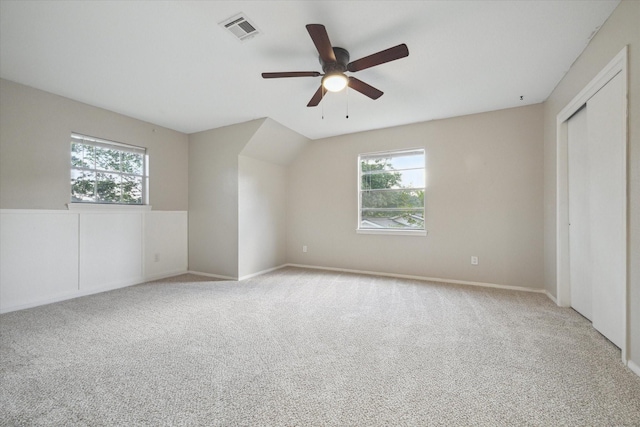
xmin=66 ymin=203 xmax=152 ymax=212
xmin=357 ymin=228 xmax=427 ymax=237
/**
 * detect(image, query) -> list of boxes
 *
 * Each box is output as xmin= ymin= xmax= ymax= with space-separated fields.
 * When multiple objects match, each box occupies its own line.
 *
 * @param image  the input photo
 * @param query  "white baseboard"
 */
xmin=1 ymin=290 xmax=81 ymax=314
xmin=0 ymin=276 xmax=144 ymax=314
xmin=544 ymin=290 xmax=558 ymax=304
xmin=238 ymin=264 xmax=288 ymax=281
xmin=628 ymin=360 xmax=640 ymax=377
xmin=0 ymin=262 xmax=549 ymax=314
xmin=187 ymin=264 xmax=289 ymax=281
xmin=144 ymin=269 xmax=189 ymax=283
xmin=284 ymin=263 xmax=545 ymax=294
xmin=187 ymin=270 xmax=236 ymax=281
xmin=0 ymin=271 xmax=191 ymax=314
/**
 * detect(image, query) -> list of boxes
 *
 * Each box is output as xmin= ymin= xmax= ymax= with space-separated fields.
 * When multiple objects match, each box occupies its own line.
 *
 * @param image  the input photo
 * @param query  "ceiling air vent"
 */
xmin=220 ymin=13 xmax=260 ymax=41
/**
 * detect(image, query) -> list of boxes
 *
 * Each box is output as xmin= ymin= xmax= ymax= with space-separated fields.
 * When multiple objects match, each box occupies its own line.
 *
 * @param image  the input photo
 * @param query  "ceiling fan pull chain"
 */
xmin=322 ymin=86 xmax=325 ymax=119
xmin=346 ymin=85 xmax=349 ymax=119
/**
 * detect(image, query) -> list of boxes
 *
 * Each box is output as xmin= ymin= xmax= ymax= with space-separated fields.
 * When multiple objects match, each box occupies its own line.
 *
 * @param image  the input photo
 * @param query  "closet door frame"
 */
xmin=555 ymin=46 xmax=628 ymax=363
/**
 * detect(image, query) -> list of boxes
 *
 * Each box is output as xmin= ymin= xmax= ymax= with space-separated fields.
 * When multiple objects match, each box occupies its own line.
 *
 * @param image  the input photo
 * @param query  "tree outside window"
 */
xmin=359 ymin=149 xmax=425 ymax=231
xmin=70 ymin=134 xmax=146 ymax=205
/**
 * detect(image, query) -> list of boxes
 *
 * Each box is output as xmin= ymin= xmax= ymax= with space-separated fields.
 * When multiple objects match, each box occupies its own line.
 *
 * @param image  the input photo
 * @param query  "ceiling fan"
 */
xmin=262 ymin=24 xmax=409 ymax=107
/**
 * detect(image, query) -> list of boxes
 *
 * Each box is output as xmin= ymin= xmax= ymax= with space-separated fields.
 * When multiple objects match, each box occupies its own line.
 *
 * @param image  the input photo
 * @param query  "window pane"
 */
xmin=121 ymin=152 xmax=143 ymax=175
xmin=362 ymin=169 xmax=424 ymax=190
xmin=95 ymin=146 xmax=121 ymax=172
xmin=361 ymin=152 xmax=424 ymax=172
xmin=359 ymin=149 xmax=425 ymax=231
xmin=121 ymin=175 xmax=143 ymax=204
xmin=361 ymin=209 xmax=424 ymax=229
xmin=71 ymin=143 xmax=94 ymax=169
xmin=96 ymin=172 xmax=121 ymax=203
xmin=71 ymin=170 xmax=96 ymax=202
xmin=361 ymin=167 xmax=401 ymax=190
xmin=70 ymin=134 xmax=147 ymax=205
xmin=361 ymin=189 xmax=424 ymax=209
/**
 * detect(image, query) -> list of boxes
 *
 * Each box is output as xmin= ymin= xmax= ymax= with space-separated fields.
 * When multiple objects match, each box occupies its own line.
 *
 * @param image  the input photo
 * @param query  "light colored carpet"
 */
xmin=1 ymin=267 xmax=639 ymax=426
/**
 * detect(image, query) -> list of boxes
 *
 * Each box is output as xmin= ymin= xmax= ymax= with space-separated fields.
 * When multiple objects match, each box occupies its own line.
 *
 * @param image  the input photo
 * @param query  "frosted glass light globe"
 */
xmin=322 ymin=73 xmax=348 ymax=92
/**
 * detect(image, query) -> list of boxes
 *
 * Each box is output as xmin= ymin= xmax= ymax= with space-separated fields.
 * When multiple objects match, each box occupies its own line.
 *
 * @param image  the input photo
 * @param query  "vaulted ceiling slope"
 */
xmin=0 ymin=1 xmax=620 ymax=140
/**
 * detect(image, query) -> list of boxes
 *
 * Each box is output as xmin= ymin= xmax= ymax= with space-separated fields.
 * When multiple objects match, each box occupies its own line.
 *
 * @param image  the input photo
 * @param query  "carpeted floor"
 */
xmin=1 ymin=267 xmax=639 ymax=426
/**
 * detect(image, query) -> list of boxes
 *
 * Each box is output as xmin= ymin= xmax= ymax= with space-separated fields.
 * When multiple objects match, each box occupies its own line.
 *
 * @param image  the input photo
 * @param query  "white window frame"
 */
xmin=70 ymin=133 xmax=148 ymax=206
xmin=357 ymin=148 xmax=426 ymax=236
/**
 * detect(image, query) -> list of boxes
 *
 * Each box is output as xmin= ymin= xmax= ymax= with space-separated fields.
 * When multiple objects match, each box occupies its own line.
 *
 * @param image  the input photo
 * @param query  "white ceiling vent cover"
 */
xmin=219 ymin=13 xmax=260 ymax=41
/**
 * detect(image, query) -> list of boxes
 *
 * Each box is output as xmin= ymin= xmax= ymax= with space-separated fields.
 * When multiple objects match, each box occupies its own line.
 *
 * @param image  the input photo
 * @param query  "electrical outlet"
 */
xmin=154 ymin=253 xmax=160 ymax=262
xmin=471 ymin=256 xmax=478 ymax=265
xmin=303 ymin=245 xmax=308 ymax=253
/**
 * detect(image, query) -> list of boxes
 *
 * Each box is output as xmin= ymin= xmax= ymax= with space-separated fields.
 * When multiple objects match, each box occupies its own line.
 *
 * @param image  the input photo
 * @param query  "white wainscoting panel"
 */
xmin=0 ymin=212 xmax=79 ymax=311
xmin=79 ymin=212 xmax=144 ymax=291
xmin=0 ymin=209 xmax=188 ymax=313
xmin=145 ymin=211 xmax=188 ymax=280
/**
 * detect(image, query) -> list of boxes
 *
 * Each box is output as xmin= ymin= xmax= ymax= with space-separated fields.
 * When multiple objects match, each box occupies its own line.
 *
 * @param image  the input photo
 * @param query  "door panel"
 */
xmin=586 ymin=72 xmax=625 ymax=348
xmin=568 ymin=107 xmax=592 ymax=320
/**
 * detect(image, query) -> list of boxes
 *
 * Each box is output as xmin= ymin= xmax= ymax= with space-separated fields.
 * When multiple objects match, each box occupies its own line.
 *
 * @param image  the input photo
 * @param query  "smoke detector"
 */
xmin=219 ymin=13 xmax=260 ymax=41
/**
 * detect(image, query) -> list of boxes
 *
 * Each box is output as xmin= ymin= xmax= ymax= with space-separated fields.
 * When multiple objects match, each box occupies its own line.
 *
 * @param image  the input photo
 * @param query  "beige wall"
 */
xmin=241 ymin=118 xmax=311 ymax=167
xmin=238 ymin=155 xmax=287 ymax=278
xmin=236 ymin=118 xmax=309 ymax=278
xmin=543 ymin=0 xmax=640 ymax=366
xmin=0 ymin=79 xmax=188 ymax=210
xmin=287 ymin=104 xmax=544 ymax=290
xmin=188 ymin=120 xmax=263 ymax=278
xmin=188 ymin=118 xmax=309 ymax=279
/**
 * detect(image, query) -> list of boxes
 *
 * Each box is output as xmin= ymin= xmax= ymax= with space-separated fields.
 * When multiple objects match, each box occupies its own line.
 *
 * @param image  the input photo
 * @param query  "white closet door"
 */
xmin=587 ymin=72 xmax=625 ymax=348
xmin=568 ymin=107 xmax=592 ymax=320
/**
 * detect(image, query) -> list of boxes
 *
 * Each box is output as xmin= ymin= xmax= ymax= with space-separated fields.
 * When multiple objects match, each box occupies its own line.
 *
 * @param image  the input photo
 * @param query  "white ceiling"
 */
xmin=0 ymin=0 xmax=619 ymax=140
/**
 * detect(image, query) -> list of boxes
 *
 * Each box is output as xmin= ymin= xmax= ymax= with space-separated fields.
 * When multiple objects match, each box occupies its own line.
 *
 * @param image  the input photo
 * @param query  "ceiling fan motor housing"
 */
xmin=320 ymin=47 xmax=350 ymax=74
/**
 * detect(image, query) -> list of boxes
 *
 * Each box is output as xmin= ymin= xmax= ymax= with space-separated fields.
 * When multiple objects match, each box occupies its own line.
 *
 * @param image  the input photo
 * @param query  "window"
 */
xmin=358 ymin=149 xmax=425 ymax=233
xmin=70 ymin=133 xmax=147 ymax=205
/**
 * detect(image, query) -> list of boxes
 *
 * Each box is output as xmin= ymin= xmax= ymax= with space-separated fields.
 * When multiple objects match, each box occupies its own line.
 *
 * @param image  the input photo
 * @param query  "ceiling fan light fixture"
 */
xmin=322 ymin=73 xmax=348 ymax=92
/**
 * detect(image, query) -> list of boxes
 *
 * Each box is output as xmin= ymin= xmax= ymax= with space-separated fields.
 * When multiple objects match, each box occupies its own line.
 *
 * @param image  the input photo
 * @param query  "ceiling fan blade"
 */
xmin=262 ymin=71 xmax=321 ymax=78
xmin=348 ymin=77 xmax=383 ymax=100
xmin=307 ymin=86 xmax=325 ymax=107
xmin=306 ymin=24 xmax=336 ymax=64
xmin=347 ymin=44 xmax=409 ymax=72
